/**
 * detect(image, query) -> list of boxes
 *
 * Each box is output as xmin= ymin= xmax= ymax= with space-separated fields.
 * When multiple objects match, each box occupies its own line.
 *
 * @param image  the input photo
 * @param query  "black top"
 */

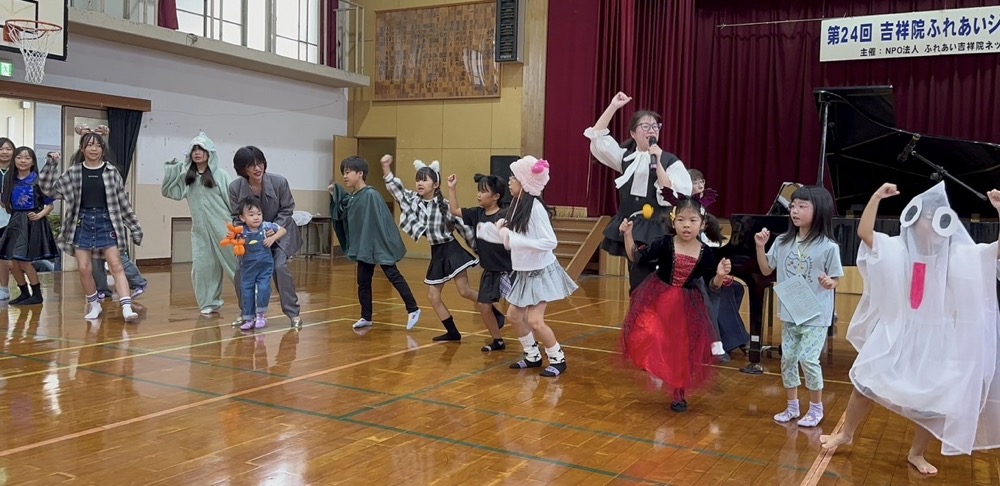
xmin=601 ymin=149 xmax=682 ymax=255
xmin=462 ymin=207 xmax=512 ymax=272
xmin=80 ymin=165 xmax=108 ymax=209
xmin=635 ymin=235 xmax=717 ymax=289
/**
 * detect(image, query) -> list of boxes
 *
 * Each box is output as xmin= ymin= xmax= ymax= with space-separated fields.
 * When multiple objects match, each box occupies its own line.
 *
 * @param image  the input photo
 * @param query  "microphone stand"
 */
xmin=909 ymin=150 xmax=988 ymax=202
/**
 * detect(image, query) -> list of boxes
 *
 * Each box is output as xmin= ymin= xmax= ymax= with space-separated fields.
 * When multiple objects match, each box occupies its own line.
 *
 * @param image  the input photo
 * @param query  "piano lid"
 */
xmin=815 ymin=86 xmax=1000 ymax=217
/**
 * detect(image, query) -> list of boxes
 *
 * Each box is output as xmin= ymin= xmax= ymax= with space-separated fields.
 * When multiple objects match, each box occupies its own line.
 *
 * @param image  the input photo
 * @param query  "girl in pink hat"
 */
xmin=477 ymin=156 xmax=578 ymax=377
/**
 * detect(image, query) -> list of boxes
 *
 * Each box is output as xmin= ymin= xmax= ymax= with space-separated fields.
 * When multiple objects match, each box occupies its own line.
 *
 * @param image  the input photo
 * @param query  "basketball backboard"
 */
xmin=0 ymin=0 xmax=67 ymax=60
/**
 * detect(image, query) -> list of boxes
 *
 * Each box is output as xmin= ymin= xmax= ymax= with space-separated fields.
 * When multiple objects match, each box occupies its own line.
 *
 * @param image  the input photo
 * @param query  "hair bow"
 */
xmin=74 ymin=124 xmax=111 ymax=138
xmin=660 ymin=187 xmax=706 ymax=221
xmin=413 ymin=159 xmax=441 ymax=174
xmin=532 ymin=159 xmax=549 ymax=173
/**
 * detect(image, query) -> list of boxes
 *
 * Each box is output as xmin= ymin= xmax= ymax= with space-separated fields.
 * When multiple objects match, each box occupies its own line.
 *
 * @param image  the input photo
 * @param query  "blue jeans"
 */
xmin=240 ymin=243 xmax=274 ymax=319
xmin=94 ymin=253 xmax=147 ymax=292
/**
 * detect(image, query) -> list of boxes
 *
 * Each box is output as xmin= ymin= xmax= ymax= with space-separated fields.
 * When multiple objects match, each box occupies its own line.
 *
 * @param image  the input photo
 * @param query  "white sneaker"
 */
xmin=406 ymin=309 xmax=421 ymax=330
xmin=85 ymin=303 xmax=102 ymax=319
xmin=353 ymin=318 xmax=372 ymax=329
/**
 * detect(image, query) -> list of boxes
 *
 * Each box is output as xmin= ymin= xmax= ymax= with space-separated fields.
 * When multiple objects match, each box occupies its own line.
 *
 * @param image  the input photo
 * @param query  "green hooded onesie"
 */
xmin=332 ymin=184 xmax=406 ymax=265
xmin=161 ymin=133 xmax=239 ymax=312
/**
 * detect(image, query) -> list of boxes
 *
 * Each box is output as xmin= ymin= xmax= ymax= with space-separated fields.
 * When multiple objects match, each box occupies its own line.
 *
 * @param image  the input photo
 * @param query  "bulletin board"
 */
xmin=374 ymin=2 xmax=501 ymax=101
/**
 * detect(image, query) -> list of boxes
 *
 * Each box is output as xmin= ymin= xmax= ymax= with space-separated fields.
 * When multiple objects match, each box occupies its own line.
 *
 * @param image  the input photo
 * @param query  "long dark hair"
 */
xmin=183 ymin=145 xmax=216 ymax=188
xmin=665 ymin=198 xmax=722 ymax=243
xmin=3 ymin=146 xmax=37 ymax=212
xmin=779 ymin=185 xmax=835 ymax=246
xmin=474 ymin=173 xmax=506 ymax=208
xmin=620 ymin=110 xmax=662 ymax=151
xmin=71 ymin=132 xmax=110 ymax=166
xmin=505 ymin=192 xmax=554 ymax=234
xmin=415 ymin=167 xmax=454 ymax=231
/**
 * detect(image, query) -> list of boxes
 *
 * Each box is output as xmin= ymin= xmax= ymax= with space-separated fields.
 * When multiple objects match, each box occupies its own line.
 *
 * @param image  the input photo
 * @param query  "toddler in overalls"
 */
xmin=235 ymin=197 xmax=286 ymax=331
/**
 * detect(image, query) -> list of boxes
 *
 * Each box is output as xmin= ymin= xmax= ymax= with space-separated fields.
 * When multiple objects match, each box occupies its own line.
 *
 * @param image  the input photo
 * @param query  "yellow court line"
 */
xmin=0 ymin=338 xmax=455 ymax=458
xmin=545 ymin=299 xmax=614 ymax=318
xmin=801 ymin=412 xmax=848 ymax=486
xmin=559 ymin=344 xmax=855 ymax=386
xmin=3 ymin=313 xmax=493 ymax=382
xmin=0 ymin=317 xmax=350 ymax=381
xmin=370 ymin=300 xmax=623 ymax=330
xmin=0 ymin=303 xmax=358 ymax=361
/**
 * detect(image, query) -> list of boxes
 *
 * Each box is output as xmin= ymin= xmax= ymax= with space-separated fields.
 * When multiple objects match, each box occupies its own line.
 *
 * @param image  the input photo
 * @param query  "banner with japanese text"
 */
xmin=820 ymin=6 xmax=1000 ymax=62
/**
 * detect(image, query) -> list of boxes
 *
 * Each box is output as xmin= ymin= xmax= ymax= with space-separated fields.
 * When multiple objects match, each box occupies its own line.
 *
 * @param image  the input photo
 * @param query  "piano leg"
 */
xmin=740 ymin=281 xmax=767 ymax=375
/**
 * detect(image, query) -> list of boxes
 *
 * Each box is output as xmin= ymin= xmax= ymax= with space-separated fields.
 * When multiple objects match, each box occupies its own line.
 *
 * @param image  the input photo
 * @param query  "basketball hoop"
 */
xmin=3 ymin=19 xmax=62 ymax=84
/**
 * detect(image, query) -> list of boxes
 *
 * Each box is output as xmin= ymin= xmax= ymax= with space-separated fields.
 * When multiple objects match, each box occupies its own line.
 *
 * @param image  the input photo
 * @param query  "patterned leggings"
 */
xmin=780 ymin=323 xmax=827 ymax=390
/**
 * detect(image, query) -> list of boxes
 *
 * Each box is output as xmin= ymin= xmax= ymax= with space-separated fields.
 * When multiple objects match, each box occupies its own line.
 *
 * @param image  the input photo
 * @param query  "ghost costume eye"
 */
xmin=900 ymin=198 xmax=922 ymax=227
xmin=932 ymin=207 xmax=959 ymax=237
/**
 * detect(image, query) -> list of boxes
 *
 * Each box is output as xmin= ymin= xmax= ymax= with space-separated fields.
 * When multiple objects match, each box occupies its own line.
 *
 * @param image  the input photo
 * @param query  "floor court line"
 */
xmin=0 ymin=327 xmax=834 ymax=481
xmin=0 ymin=303 xmax=357 ymax=361
xmin=0 ymin=335 xmax=670 ymax=485
xmin=801 ymin=412 xmax=847 ymax=486
xmin=0 ymin=337 xmax=456 ymax=458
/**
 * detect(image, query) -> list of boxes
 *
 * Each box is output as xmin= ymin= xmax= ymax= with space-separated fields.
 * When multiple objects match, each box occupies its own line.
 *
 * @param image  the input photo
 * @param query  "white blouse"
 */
xmin=584 ymin=127 xmax=693 ymax=203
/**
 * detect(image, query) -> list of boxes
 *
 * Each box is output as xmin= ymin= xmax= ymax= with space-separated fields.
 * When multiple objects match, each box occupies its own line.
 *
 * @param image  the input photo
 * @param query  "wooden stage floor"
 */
xmin=0 ymin=257 xmax=998 ymax=485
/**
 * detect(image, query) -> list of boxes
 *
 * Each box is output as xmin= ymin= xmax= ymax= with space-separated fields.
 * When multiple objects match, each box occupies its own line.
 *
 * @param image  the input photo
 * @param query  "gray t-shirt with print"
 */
xmin=766 ymin=235 xmax=844 ymax=327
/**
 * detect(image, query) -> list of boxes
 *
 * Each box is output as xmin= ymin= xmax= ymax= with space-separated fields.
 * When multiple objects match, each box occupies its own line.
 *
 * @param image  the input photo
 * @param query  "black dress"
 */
xmin=0 ymin=177 xmax=58 ymax=261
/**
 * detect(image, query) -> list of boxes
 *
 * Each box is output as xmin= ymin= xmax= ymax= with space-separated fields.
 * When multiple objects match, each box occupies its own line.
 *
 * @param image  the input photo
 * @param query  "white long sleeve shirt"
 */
xmin=583 ymin=127 xmax=693 ymax=203
xmin=476 ymin=199 xmax=557 ymax=271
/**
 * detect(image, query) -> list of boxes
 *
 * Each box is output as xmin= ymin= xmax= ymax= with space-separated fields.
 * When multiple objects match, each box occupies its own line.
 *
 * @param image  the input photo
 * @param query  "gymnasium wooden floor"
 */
xmin=1 ymin=257 xmax=998 ymax=485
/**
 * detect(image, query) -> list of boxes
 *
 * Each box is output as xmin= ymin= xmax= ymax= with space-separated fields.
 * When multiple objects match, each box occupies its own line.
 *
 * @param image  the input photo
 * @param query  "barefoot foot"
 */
xmin=819 ymin=432 xmax=853 ymax=450
xmin=907 ymin=454 xmax=938 ymax=475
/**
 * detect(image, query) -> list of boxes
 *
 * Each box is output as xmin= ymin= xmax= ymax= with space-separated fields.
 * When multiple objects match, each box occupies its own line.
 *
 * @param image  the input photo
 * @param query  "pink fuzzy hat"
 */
xmin=509 ymin=155 xmax=550 ymax=196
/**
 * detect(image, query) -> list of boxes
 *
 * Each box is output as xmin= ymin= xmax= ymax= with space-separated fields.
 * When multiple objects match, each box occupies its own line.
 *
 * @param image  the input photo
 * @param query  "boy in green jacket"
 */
xmin=332 ymin=156 xmax=421 ymax=330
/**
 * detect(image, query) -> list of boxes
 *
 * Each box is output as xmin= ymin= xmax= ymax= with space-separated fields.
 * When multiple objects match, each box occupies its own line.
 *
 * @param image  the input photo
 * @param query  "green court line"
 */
xmin=0 ymin=349 xmax=667 ymax=486
xmin=1 ymin=325 xmax=838 ymax=480
xmin=404 ymin=396 xmax=834 ymax=479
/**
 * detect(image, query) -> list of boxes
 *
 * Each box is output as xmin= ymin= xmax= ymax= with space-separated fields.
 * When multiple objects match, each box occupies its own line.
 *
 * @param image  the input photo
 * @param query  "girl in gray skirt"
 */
xmin=478 ymin=156 xmax=578 ymax=377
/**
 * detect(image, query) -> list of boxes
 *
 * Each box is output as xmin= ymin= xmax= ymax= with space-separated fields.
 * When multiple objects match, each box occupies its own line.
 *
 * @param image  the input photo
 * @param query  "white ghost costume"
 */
xmin=847 ymin=182 xmax=1000 ymax=456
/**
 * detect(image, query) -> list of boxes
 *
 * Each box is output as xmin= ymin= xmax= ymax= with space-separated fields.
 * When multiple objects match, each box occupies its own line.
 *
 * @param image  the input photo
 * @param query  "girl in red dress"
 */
xmin=619 ymin=195 xmax=731 ymax=412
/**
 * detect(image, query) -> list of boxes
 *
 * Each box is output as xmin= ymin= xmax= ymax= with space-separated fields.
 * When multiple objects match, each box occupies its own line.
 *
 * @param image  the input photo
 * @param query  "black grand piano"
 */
xmin=719 ymin=85 xmax=1000 ymax=374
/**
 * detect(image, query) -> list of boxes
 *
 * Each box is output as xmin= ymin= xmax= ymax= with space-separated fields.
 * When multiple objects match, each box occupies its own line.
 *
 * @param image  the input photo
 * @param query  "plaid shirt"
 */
xmin=384 ymin=174 xmax=474 ymax=246
xmin=38 ymin=159 xmax=143 ymax=256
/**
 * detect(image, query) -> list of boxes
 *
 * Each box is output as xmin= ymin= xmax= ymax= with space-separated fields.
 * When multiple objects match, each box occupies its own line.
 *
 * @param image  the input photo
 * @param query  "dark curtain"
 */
xmin=158 ymin=0 xmax=178 ymax=30
xmin=692 ymin=0 xmax=1000 ymax=217
xmin=544 ymin=0 xmax=696 ymax=215
xmin=107 ymin=108 xmax=143 ymax=181
xmin=324 ymin=1 xmax=339 ymax=69
xmin=543 ymin=0 xmax=600 ymax=209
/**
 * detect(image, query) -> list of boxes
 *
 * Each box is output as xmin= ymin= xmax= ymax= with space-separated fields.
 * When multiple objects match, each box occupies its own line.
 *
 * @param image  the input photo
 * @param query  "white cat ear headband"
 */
xmin=413 ymin=159 xmax=440 ymax=175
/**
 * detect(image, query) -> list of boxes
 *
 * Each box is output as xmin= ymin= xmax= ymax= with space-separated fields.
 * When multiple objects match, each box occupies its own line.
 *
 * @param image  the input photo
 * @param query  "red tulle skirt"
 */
xmin=620 ymin=276 xmax=716 ymax=392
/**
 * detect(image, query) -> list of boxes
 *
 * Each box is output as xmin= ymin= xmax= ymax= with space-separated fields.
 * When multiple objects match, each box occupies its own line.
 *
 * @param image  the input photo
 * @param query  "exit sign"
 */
xmin=0 ymin=60 xmax=12 ymax=78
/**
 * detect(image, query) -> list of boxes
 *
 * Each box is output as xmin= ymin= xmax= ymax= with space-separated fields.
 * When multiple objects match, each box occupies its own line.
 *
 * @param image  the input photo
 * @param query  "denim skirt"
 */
xmin=73 ymin=207 xmax=118 ymax=251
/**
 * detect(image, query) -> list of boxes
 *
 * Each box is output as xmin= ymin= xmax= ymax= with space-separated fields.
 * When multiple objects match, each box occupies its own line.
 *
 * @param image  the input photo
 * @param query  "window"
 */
xmin=174 ymin=0 xmax=321 ymax=64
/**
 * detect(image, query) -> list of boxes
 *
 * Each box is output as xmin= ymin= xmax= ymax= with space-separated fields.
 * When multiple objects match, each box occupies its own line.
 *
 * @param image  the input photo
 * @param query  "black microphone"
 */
xmin=897 ymin=134 xmax=920 ymax=163
xmin=648 ymin=136 xmax=658 ymax=170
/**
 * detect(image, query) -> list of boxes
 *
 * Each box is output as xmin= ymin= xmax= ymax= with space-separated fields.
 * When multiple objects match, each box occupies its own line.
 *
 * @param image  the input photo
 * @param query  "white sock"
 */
xmin=787 ymin=399 xmax=800 ymax=414
xmin=544 ymin=343 xmax=565 ymax=364
xmin=122 ymin=304 xmax=138 ymax=321
xmin=808 ymin=401 xmax=824 ymax=414
xmin=85 ymin=301 xmax=102 ymax=319
xmin=518 ymin=333 xmax=541 ymax=361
